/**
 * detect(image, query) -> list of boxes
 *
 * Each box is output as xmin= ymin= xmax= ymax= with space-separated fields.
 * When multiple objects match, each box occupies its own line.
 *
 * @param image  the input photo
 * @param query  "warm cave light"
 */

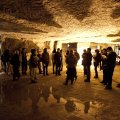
xmin=77 ymin=47 xmax=87 ymax=65
xmin=61 ymin=31 xmax=111 ymax=43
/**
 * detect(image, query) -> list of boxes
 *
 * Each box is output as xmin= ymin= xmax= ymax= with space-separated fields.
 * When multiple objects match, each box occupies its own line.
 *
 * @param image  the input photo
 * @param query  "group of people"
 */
xmin=0 ymin=46 xmax=119 ymax=90
xmin=81 ymin=47 xmax=117 ymax=89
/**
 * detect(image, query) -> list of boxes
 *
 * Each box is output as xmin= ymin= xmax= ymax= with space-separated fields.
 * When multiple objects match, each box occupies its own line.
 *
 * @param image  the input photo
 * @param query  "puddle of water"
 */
xmin=0 ymin=82 xmax=104 ymax=120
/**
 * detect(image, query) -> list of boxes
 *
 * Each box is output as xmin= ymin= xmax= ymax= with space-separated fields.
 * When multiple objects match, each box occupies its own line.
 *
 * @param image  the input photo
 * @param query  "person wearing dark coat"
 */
xmin=105 ymin=47 xmax=116 ymax=89
xmin=42 ymin=48 xmax=49 ymax=76
xmin=11 ymin=50 xmax=20 ymax=81
xmin=21 ymin=48 xmax=27 ymax=75
xmin=93 ymin=49 xmax=101 ymax=78
xmin=37 ymin=49 xmax=42 ymax=74
xmin=82 ymin=49 xmax=87 ymax=76
xmin=65 ymin=50 xmax=77 ymax=85
xmin=2 ymin=49 xmax=10 ymax=73
xmin=100 ymin=49 xmax=108 ymax=85
xmin=84 ymin=48 xmax=92 ymax=82
xmin=52 ymin=49 xmax=56 ymax=74
xmin=74 ymin=50 xmax=80 ymax=80
xmin=54 ymin=48 xmax=62 ymax=76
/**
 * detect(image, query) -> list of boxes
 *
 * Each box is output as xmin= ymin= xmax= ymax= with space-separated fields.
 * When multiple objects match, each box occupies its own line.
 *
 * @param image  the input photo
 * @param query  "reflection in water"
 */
xmin=0 ymin=81 xmax=104 ymax=120
xmin=65 ymin=100 xmax=76 ymax=112
xmin=84 ymin=101 xmax=90 ymax=113
xmin=52 ymin=94 xmax=61 ymax=103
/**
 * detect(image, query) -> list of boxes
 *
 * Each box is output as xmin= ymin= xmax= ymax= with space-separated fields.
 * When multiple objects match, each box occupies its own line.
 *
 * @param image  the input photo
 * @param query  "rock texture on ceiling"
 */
xmin=0 ymin=0 xmax=120 ymax=43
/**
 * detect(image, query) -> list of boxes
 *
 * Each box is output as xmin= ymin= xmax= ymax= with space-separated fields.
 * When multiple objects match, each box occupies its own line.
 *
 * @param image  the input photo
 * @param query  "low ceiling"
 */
xmin=0 ymin=0 xmax=120 ymax=43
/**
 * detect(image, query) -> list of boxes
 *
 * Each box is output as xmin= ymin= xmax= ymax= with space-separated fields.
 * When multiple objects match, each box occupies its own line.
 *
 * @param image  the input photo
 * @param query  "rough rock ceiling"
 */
xmin=0 ymin=0 xmax=120 ymax=43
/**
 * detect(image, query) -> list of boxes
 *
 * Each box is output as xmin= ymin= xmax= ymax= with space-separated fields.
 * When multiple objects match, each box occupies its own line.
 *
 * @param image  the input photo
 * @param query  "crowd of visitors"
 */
xmin=0 ymin=46 xmax=119 ymax=90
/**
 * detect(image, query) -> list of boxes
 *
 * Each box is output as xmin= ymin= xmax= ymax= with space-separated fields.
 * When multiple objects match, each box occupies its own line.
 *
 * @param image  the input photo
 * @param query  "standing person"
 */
xmin=82 ymin=49 xmax=87 ymax=76
xmin=74 ymin=50 xmax=80 ymax=80
xmin=37 ymin=49 xmax=42 ymax=74
xmin=93 ymin=49 xmax=101 ymax=78
xmin=64 ymin=50 xmax=77 ymax=85
xmin=84 ymin=48 xmax=92 ymax=82
xmin=21 ymin=48 xmax=27 ymax=75
xmin=54 ymin=48 xmax=62 ymax=76
xmin=60 ymin=49 xmax=63 ymax=71
xmin=52 ymin=49 xmax=56 ymax=74
xmin=11 ymin=50 xmax=20 ymax=81
xmin=100 ymin=49 xmax=108 ymax=85
xmin=29 ymin=49 xmax=39 ymax=83
xmin=1 ymin=53 xmax=5 ymax=72
xmin=42 ymin=48 xmax=49 ymax=76
xmin=105 ymin=47 xmax=116 ymax=89
xmin=116 ymin=56 xmax=120 ymax=88
xmin=2 ymin=49 xmax=10 ymax=73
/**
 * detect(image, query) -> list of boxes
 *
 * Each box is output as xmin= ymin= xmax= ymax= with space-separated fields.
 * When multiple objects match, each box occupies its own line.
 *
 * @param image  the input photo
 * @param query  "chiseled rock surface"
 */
xmin=0 ymin=0 xmax=120 ymax=42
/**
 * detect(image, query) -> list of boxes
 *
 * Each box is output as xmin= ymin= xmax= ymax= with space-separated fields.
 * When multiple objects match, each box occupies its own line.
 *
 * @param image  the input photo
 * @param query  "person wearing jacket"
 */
xmin=64 ymin=50 xmax=77 ymax=85
xmin=29 ymin=49 xmax=39 ymax=83
xmin=82 ymin=49 xmax=87 ymax=76
xmin=21 ymin=48 xmax=27 ymax=75
xmin=100 ymin=49 xmax=108 ymax=85
xmin=54 ymin=48 xmax=62 ymax=76
xmin=93 ymin=49 xmax=101 ymax=78
xmin=37 ymin=49 xmax=43 ymax=74
xmin=11 ymin=50 xmax=20 ymax=81
xmin=52 ymin=49 xmax=56 ymax=74
xmin=84 ymin=48 xmax=92 ymax=82
xmin=42 ymin=48 xmax=49 ymax=76
xmin=105 ymin=47 xmax=116 ymax=89
xmin=74 ymin=50 xmax=80 ymax=80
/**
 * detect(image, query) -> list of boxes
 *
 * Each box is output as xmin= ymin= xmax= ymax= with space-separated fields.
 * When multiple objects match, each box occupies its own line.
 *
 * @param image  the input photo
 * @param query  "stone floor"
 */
xmin=0 ymin=65 xmax=120 ymax=120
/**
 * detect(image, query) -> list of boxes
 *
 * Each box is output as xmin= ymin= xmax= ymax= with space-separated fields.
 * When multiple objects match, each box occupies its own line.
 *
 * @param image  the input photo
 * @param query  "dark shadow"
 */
xmin=0 ymin=18 xmax=48 ymax=34
xmin=112 ymin=38 xmax=120 ymax=42
xmin=107 ymin=31 xmax=120 ymax=37
xmin=112 ymin=0 xmax=120 ymax=2
xmin=111 ymin=6 xmax=120 ymax=19
xmin=57 ymin=0 xmax=92 ymax=21
xmin=84 ymin=101 xmax=90 ymax=113
xmin=65 ymin=100 xmax=76 ymax=112
xmin=0 ymin=0 xmax=62 ymax=28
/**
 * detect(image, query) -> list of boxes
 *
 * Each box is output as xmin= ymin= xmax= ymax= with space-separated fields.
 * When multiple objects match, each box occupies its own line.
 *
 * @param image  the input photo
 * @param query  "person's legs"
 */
xmin=13 ymin=66 xmax=20 ymax=80
xmin=87 ymin=65 xmax=90 ymax=81
xmin=43 ymin=63 xmax=45 ymax=76
xmin=74 ymin=67 xmax=77 ymax=80
xmin=84 ymin=65 xmax=87 ymax=76
xmin=101 ymin=69 xmax=107 ymax=84
xmin=94 ymin=65 xmax=98 ymax=78
xmin=22 ymin=63 xmax=25 ymax=74
xmin=85 ymin=65 xmax=90 ymax=82
xmin=71 ymin=68 xmax=76 ymax=84
xmin=53 ymin=62 xmax=56 ymax=74
xmin=106 ymin=68 xmax=114 ymax=89
xmin=65 ymin=68 xmax=70 ymax=85
xmin=58 ymin=64 xmax=61 ymax=75
xmin=46 ymin=63 xmax=49 ymax=75
xmin=30 ymin=68 xmax=37 ymax=83
xmin=38 ymin=62 xmax=42 ymax=74
xmin=56 ymin=63 xmax=58 ymax=75
xmin=34 ymin=68 xmax=38 ymax=80
xmin=13 ymin=67 xmax=16 ymax=81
